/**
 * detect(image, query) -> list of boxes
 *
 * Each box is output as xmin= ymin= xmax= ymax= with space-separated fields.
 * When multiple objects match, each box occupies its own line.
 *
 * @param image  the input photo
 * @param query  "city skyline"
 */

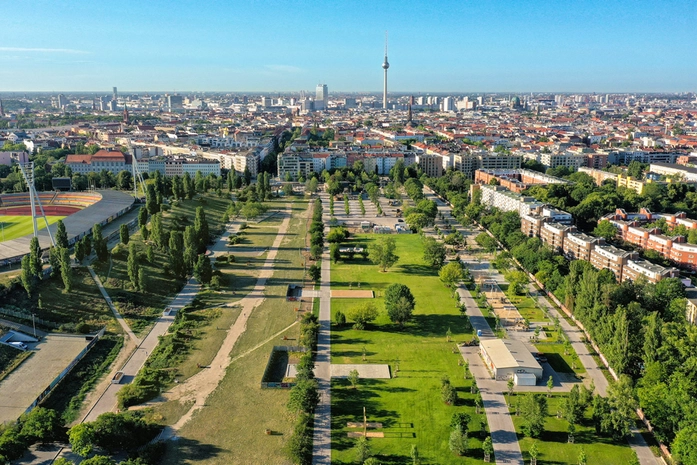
xmin=0 ymin=0 xmax=696 ymax=92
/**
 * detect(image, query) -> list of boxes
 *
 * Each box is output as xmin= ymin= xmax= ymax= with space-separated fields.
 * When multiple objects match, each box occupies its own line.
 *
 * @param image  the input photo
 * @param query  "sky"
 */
xmin=1 ymin=0 xmax=696 ymax=93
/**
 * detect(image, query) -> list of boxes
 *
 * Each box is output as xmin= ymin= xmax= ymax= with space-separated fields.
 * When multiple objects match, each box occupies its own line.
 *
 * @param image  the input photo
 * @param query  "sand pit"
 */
xmin=331 ymin=290 xmax=374 ymax=298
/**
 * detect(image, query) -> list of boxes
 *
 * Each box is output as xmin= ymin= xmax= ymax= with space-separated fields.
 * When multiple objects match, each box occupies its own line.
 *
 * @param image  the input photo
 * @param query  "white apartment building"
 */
xmin=477 ymin=184 xmax=544 ymax=216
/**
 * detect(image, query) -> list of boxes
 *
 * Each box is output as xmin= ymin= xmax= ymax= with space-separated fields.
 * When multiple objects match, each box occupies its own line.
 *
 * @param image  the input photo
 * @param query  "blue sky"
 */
xmin=1 ymin=0 xmax=695 ymax=92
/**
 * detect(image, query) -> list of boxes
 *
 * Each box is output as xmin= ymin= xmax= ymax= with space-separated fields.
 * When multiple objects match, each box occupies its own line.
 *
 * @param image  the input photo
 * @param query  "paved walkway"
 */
xmin=82 ymin=276 xmax=201 ymax=422
xmin=312 ymin=204 xmax=332 ymax=465
xmin=87 ymin=265 xmax=140 ymax=344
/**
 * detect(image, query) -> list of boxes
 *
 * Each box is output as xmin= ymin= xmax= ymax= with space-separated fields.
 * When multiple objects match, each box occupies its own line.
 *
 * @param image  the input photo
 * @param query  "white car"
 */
xmin=8 ymin=341 xmax=28 ymax=350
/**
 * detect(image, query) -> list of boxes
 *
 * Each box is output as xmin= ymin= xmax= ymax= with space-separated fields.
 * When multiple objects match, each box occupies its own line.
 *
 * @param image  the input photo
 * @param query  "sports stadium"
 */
xmin=0 ymin=190 xmax=135 ymax=264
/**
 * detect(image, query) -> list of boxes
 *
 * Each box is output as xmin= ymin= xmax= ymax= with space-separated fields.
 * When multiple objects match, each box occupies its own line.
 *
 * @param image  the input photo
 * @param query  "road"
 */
xmin=312 ymin=198 xmax=332 ymax=465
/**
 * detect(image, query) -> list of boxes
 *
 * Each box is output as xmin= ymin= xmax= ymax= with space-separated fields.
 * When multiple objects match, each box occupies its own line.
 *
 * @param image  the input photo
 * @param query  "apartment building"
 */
xmin=538 ymin=152 xmax=587 ymax=170
xmin=686 ymin=289 xmax=697 ymax=326
xmin=590 ymin=245 xmax=638 ymax=282
xmin=668 ymin=241 xmax=697 ymax=271
xmin=542 ymin=206 xmax=573 ymax=225
xmin=650 ymin=163 xmax=697 ymax=182
xmin=521 ymin=213 xmax=544 ymax=237
xmin=622 ymin=259 xmax=679 ymax=284
xmin=564 ymin=232 xmax=604 ymax=261
xmin=416 ymin=153 xmax=444 ymax=178
xmin=476 ymin=184 xmax=544 ymax=217
xmin=66 ymin=150 xmax=130 ymax=175
xmin=474 ymin=169 xmax=568 ymax=193
xmin=540 ymin=222 xmax=574 ymax=252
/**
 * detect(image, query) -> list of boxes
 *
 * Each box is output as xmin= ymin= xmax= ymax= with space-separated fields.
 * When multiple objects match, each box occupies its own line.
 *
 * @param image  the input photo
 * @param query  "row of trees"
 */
xmin=20 ymin=221 xmax=78 ymax=297
xmin=285 ymin=316 xmax=321 ymax=464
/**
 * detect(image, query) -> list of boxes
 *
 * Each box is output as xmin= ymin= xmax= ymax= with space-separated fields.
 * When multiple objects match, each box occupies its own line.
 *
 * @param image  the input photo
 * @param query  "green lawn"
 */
xmin=331 ymin=234 xmax=487 ymax=465
xmin=0 ymin=215 xmax=65 ymax=242
xmin=507 ymin=394 xmax=635 ymax=464
xmin=533 ymin=329 xmax=586 ymax=375
xmin=509 ymin=294 xmax=547 ymax=322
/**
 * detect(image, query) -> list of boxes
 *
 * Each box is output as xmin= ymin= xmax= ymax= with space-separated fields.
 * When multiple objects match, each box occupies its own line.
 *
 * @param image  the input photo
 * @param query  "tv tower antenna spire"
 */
xmin=382 ymin=31 xmax=389 ymax=110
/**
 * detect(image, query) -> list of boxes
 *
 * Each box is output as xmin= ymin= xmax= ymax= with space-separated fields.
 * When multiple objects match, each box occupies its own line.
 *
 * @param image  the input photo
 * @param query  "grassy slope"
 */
xmin=0 ymin=344 xmax=32 ymax=381
xmin=508 ymin=394 xmax=635 ymax=464
xmin=330 ymin=234 xmax=487 ymax=465
xmin=160 ymin=199 xmax=308 ymax=465
xmin=0 ymin=215 xmax=64 ymax=242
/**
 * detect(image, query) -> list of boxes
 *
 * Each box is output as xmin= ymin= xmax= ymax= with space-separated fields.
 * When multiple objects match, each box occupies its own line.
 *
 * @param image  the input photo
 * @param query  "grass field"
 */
xmin=0 ymin=215 xmax=64 ymax=242
xmin=506 ymin=393 xmax=635 ymax=464
xmin=160 ymin=199 xmax=310 ymax=465
xmin=330 ymin=234 xmax=487 ymax=465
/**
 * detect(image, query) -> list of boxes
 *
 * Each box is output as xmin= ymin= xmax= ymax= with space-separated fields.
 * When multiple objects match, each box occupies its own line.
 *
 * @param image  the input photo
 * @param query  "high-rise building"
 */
xmin=57 ymin=94 xmax=68 ymax=109
xmin=113 ymin=87 xmax=118 ymax=101
xmin=315 ymin=84 xmax=328 ymax=111
xmin=167 ymin=95 xmax=183 ymax=110
xmin=382 ymin=32 xmax=389 ymax=110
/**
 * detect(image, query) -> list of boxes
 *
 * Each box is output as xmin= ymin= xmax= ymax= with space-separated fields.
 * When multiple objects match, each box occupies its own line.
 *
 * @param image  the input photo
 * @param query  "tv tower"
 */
xmin=382 ymin=31 xmax=389 ymax=110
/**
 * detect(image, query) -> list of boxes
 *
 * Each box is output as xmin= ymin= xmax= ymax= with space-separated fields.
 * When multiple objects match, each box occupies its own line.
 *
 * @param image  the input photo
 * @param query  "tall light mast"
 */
xmin=382 ymin=31 xmax=389 ymax=110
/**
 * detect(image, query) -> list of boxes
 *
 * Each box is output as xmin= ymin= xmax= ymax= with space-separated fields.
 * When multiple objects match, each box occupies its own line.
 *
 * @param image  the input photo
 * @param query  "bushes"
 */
xmin=0 ymin=407 xmax=64 ymax=462
xmin=67 ymin=411 xmax=159 ymax=458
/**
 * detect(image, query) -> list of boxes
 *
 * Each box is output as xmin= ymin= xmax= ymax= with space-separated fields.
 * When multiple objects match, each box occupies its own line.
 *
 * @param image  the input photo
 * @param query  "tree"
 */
xmin=547 ymin=376 xmax=554 ymax=397
xmin=384 ymin=283 xmax=415 ymax=327
xmin=354 ymin=436 xmax=371 ymax=464
xmin=563 ymin=385 xmax=584 ymax=426
xmin=92 ymin=224 xmax=108 ymax=262
xmin=288 ymin=378 xmax=320 ymax=414
xmin=49 ymin=246 xmax=61 ymax=278
xmin=138 ymin=207 xmax=148 ymax=228
xmin=120 ymin=224 xmax=130 ymax=246
xmin=241 ymin=201 xmax=265 ymax=220
xmin=55 ymin=220 xmax=68 ymax=248
xmin=334 ymin=309 xmax=346 ymax=326
xmin=21 ymin=255 xmax=36 ymax=298
xmin=194 ymin=254 xmax=213 ymax=284
xmin=75 ymin=239 xmax=85 ymax=263
xmin=127 ymin=243 xmax=139 ymax=290
xmin=68 ymin=423 xmax=96 ymax=457
xmin=450 ymin=412 xmax=471 ymax=433
xmin=482 ymin=436 xmax=494 ymax=462
xmin=138 ymin=268 xmax=148 ymax=293
xmin=605 ymin=375 xmax=637 ymax=439
xmin=439 ymin=261 xmax=465 ymax=288
xmin=348 ymin=369 xmax=360 ymax=388
xmin=60 ymin=247 xmax=72 ymax=292
xmin=507 ymin=378 xmax=515 ymax=398
xmin=673 ymin=424 xmax=697 ymax=465
xmin=448 ymin=425 xmax=468 ymax=456
xmin=578 ymin=448 xmax=587 ymax=465
xmin=405 ymin=212 xmax=429 ymax=231
xmin=368 ymin=236 xmax=398 ymax=272
xmin=505 ymin=269 xmax=529 ymax=296
xmin=308 ymin=264 xmax=321 ymax=281
xmin=20 ymin=407 xmax=60 ymax=443
xmin=593 ymin=219 xmax=617 ymax=242
xmin=529 ymin=441 xmax=539 ymax=464
xmin=29 ymin=236 xmax=42 ymax=278
xmin=441 ymin=377 xmax=458 ymax=405
xmin=330 ymin=243 xmax=341 ymax=263
xmin=150 ymin=213 xmax=164 ymax=249
xmin=423 ymin=237 xmax=446 ymax=268
xmin=348 ymin=302 xmax=379 ymax=330
xmin=145 ymin=183 xmax=159 ymax=214
xmin=194 ymin=206 xmax=210 ymax=252
xmin=519 ymin=393 xmax=548 ymax=438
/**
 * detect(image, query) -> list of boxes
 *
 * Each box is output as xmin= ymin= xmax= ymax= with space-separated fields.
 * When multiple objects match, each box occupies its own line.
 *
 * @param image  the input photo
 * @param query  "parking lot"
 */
xmin=0 ymin=334 xmax=91 ymax=424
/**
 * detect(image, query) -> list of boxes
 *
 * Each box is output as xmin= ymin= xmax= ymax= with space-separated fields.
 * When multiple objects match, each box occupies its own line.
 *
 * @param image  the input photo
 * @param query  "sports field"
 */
xmin=0 ymin=215 xmax=65 ymax=242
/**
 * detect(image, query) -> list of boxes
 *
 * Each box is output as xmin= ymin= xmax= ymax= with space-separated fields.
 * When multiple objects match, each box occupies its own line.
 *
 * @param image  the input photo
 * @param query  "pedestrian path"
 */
xmin=311 ymin=214 xmax=332 ymax=465
xmin=87 ymin=265 xmax=140 ymax=344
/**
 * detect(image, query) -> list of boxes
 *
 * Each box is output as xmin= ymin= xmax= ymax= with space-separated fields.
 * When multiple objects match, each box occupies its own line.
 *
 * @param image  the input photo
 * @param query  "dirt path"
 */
xmin=159 ymin=204 xmax=293 ymax=438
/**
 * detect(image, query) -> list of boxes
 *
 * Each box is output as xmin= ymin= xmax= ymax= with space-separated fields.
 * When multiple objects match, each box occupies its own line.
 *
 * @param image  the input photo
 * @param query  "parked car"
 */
xmin=8 ymin=341 xmax=28 ymax=350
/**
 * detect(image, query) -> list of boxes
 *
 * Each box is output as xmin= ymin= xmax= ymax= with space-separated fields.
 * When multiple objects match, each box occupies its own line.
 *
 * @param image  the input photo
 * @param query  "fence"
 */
xmin=260 ymin=345 xmax=306 ymax=389
xmin=0 ymin=307 xmax=59 ymax=329
xmin=24 ymin=327 xmax=107 ymax=415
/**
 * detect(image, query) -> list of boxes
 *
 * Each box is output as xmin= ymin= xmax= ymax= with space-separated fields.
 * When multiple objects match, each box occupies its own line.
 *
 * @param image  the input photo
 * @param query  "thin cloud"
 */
xmin=0 ymin=47 xmax=89 ymax=54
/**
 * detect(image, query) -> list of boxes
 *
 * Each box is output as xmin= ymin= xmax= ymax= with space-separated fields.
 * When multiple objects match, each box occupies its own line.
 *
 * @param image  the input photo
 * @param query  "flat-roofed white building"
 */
xmin=479 ymin=339 xmax=543 ymax=383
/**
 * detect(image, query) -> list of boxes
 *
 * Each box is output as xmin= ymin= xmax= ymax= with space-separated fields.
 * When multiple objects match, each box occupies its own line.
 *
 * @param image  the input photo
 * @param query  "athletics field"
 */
xmin=0 ymin=216 xmax=65 ymax=242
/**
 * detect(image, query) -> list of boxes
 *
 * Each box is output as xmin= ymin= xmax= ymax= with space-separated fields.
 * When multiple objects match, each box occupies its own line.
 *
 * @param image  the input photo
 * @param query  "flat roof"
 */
xmin=480 ymin=339 xmax=542 ymax=370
